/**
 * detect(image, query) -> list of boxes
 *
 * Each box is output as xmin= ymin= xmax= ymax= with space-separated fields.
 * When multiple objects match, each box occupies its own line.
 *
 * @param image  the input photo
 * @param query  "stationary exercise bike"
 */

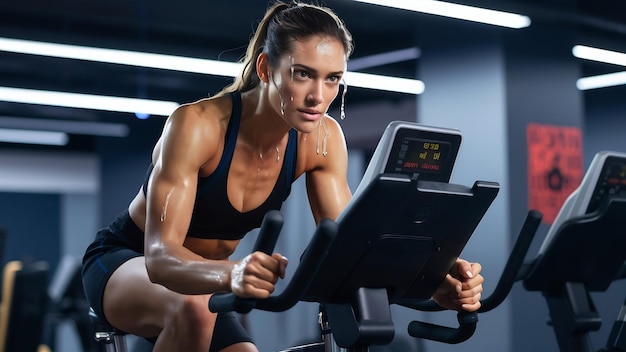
xmin=517 ymin=151 xmax=626 ymax=352
xmin=90 ymin=121 xmax=542 ymax=351
xmin=209 ymin=121 xmax=543 ymax=351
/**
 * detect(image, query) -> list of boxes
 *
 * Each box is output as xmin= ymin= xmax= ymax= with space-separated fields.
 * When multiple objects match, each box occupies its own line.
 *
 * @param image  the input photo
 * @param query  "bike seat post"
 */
xmin=89 ymin=307 xmax=128 ymax=352
xmin=319 ymin=306 xmax=348 ymax=352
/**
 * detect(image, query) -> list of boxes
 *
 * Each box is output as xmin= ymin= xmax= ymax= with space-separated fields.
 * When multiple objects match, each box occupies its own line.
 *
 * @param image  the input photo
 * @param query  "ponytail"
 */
xmin=215 ymin=2 xmax=291 ymax=97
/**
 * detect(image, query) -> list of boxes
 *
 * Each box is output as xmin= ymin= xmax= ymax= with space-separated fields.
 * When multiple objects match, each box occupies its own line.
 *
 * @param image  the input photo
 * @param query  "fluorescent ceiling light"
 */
xmin=345 ymin=71 xmax=424 ymax=94
xmin=0 ymin=37 xmax=243 ymax=77
xmin=0 ymin=87 xmax=179 ymax=116
xmin=0 ymin=37 xmax=423 ymax=94
xmin=0 ymin=116 xmax=129 ymax=137
xmin=576 ymin=71 xmax=626 ymax=90
xmin=351 ymin=0 xmax=531 ymax=29
xmin=572 ymin=45 xmax=626 ymax=66
xmin=0 ymin=128 xmax=68 ymax=146
xmin=572 ymin=45 xmax=626 ymax=90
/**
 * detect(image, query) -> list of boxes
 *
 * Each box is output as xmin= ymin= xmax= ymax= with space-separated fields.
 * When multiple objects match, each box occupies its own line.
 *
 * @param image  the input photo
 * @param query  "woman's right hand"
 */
xmin=229 ymin=252 xmax=288 ymax=298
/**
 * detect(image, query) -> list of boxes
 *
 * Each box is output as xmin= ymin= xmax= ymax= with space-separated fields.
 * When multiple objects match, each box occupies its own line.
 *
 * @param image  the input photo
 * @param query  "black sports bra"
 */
xmin=142 ymin=92 xmax=298 ymax=240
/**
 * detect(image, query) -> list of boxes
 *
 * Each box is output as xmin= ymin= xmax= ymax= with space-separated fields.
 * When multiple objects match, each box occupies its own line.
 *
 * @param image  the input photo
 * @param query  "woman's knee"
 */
xmin=170 ymin=295 xmax=215 ymax=337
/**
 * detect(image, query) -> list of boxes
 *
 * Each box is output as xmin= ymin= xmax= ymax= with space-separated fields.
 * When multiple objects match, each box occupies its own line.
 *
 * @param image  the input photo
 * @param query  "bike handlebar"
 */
xmin=408 ymin=311 xmax=478 ymax=344
xmin=210 ymin=209 xmax=543 ymax=346
xmin=209 ymin=212 xmax=337 ymax=314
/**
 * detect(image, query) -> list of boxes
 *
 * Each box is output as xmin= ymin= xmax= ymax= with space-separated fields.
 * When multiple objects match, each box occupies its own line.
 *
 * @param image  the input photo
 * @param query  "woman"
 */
xmin=82 ymin=2 xmax=484 ymax=351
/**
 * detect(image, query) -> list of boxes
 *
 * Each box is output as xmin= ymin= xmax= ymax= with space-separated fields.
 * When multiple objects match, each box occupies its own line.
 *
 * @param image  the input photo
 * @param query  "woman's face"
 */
xmin=269 ymin=35 xmax=347 ymax=133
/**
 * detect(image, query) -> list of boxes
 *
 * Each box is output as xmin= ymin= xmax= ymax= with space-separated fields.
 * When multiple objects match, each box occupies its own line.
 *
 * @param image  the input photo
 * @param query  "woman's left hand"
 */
xmin=432 ymin=259 xmax=483 ymax=312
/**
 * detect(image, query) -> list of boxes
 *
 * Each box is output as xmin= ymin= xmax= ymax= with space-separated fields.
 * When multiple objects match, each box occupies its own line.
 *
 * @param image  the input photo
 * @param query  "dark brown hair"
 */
xmin=216 ymin=1 xmax=354 ymax=96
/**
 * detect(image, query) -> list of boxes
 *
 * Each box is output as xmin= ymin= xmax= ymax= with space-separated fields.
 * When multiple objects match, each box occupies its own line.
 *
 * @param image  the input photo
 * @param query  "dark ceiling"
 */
xmin=0 ymin=0 xmax=625 ymax=149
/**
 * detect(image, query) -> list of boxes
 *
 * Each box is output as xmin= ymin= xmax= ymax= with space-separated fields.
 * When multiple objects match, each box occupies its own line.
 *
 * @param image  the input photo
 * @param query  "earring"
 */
xmin=280 ymin=94 xmax=285 ymax=115
xmin=340 ymin=79 xmax=348 ymax=120
xmin=290 ymin=56 xmax=294 ymax=102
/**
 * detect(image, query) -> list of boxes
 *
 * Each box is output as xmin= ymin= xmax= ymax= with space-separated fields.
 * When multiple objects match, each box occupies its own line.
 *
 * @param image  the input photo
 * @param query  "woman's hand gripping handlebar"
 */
xmin=208 ymin=210 xmax=337 ymax=314
xmin=403 ymin=210 xmax=543 ymax=344
xmin=208 ymin=210 xmax=284 ymax=314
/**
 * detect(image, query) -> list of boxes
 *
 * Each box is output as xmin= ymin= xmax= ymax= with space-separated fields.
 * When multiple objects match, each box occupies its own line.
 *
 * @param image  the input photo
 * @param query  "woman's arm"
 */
xmin=143 ymin=102 xmax=231 ymax=294
xmin=143 ymin=101 xmax=284 ymax=298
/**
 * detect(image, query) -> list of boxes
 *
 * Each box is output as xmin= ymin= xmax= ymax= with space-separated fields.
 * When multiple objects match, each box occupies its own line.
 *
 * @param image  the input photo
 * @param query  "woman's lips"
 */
xmin=298 ymin=109 xmax=322 ymax=121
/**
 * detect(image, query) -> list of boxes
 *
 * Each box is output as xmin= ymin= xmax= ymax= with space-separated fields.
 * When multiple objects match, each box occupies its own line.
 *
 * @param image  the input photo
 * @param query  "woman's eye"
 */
xmin=328 ymin=76 xmax=341 ymax=83
xmin=295 ymin=70 xmax=309 ymax=79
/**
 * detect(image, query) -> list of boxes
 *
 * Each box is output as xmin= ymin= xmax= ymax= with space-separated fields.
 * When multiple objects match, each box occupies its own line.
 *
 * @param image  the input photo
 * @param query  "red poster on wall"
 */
xmin=527 ymin=123 xmax=583 ymax=224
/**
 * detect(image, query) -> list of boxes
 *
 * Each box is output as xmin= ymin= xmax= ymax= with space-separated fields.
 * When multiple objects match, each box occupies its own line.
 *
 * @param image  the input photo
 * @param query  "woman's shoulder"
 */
xmin=156 ymin=95 xmax=233 ymax=156
xmin=164 ymin=95 xmax=233 ymax=137
xmin=173 ymin=94 xmax=233 ymax=123
xmin=152 ymin=94 xmax=236 ymax=172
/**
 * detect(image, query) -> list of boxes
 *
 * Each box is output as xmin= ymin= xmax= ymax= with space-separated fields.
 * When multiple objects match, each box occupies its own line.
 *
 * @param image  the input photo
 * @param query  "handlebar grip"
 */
xmin=208 ymin=293 xmax=256 ymax=314
xmin=407 ymin=311 xmax=478 ymax=344
xmin=252 ymin=210 xmax=283 ymax=254
xmin=256 ymin=218 xmax=337 ymax=312
xmin=209 ymin=211 xmax=284 ymax=314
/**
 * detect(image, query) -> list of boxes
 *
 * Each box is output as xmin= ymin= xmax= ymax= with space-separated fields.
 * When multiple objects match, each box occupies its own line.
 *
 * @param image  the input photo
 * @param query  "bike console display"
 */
xmin=382 ymin=125 xmax=460 ymax=181
xmin=585 ymin=154 xmax=626 ymax=214
xmin=539 ymin=151 xmax=626 ymax=254
xmin=353 ymin=122 xmax=461 ymax=199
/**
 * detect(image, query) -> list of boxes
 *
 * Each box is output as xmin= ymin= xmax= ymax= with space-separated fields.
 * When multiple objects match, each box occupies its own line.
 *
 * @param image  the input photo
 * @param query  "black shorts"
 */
xmin=81 ymin=210 xmax=253 ymax=351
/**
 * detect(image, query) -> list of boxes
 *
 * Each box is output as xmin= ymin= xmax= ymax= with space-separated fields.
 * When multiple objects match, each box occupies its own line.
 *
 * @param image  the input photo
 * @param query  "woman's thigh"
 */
xmin=102 ymin=256 xmax=256 ymax=350
xmin=102 ymin=256 xmax=188 ymax=337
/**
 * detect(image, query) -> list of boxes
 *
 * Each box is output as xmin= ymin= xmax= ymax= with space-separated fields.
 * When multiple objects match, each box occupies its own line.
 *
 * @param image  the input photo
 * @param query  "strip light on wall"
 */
xmin=345 ymin=71 xmax=424 ymax=94
xmin=0 ymin=87 xmax=179 ymax=116
xmin=0 ymin=37 xmax=424 ymax=94
xmin=351 ymin=0 xmax=531 ymax=29
xmin=348 ymin=47 xmax=421 ymax=71
xmin=0 ymin=116 xmax=129 ymax=137
xmin=576 ymin=72 xmax=626 ymax=90
xmin=0 ymin=128 xmax=68 ymax=146
xmin=572 ymin=45 xmax=626 ymax=90
xmin=573 ymin=45 xmax=626 ymax=66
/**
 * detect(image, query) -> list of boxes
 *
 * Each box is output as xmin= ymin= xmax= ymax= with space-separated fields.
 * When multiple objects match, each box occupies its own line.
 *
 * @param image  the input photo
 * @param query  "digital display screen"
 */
xmin=381 ymin=125 xmax=461 ymax=183
xmin=586 ymin=157 xmax=626 ymax=213
xmin=390 ymin=137 xmax=450 ymax=176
